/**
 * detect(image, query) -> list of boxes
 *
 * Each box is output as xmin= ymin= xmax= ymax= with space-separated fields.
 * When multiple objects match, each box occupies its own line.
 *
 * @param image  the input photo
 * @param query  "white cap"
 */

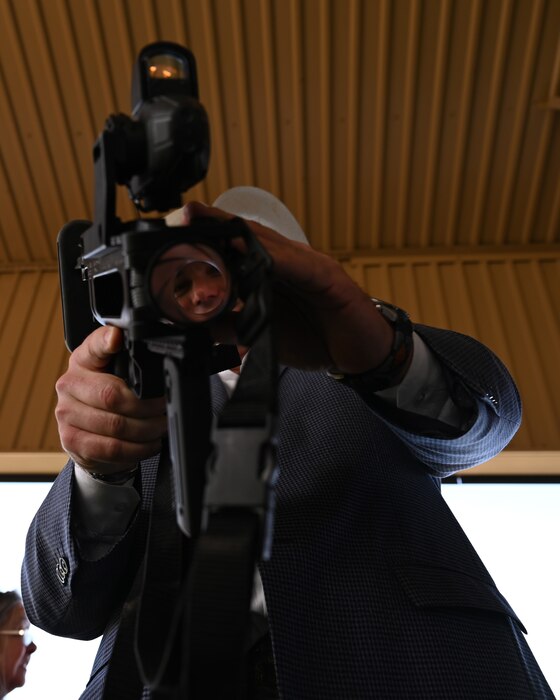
xmin=213 ymin=186 xmax=309 ymax=245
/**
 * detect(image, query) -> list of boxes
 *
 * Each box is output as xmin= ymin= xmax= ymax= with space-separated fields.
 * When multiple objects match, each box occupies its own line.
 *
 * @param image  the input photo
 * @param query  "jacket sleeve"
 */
xmin=358 ymin=324 xmax=522 ymax=477
xmin=21 ymin=457 xmax=155 ymax=640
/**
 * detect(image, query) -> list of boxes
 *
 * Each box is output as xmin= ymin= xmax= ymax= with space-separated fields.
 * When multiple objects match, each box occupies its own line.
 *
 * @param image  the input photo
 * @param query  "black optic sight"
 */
xmin=112 ymin=41 xmax=210 ymax=213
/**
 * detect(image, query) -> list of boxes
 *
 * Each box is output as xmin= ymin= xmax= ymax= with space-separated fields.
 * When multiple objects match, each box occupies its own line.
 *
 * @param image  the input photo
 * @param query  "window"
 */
xmin=442 ymin=480 xmax=559 ymax=694
xmin=1 ymin=481 xmax=98 ymax=699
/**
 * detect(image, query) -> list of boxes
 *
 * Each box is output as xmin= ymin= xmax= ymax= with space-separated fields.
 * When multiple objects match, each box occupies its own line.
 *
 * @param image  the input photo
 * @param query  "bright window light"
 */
xmin=0 ymin=482 xmax=98 ymax=699
xmin=442 ymin=481 xmax=559 ymax=695
xmin=1 ymin=480 xmax=558 ymax=698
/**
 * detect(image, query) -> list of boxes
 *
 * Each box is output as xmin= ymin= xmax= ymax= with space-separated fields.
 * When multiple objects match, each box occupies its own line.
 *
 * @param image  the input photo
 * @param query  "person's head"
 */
xmin=0 ymin=591 xmax=36 ymax=698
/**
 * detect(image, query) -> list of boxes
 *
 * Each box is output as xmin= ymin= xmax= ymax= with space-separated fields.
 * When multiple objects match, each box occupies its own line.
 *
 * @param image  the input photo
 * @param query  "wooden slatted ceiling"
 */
xmin=0 ymin=270 xmax=65 ymax=451
xmin=0 ymin=252 xmax=558 ymax=452
xmin=0 ymin=0 xmax=558 ymax=264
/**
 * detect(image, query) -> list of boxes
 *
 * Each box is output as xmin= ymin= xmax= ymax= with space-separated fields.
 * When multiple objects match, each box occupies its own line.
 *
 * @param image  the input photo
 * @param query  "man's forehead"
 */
xmin=5 ymin=603 xmax=26 ymax=624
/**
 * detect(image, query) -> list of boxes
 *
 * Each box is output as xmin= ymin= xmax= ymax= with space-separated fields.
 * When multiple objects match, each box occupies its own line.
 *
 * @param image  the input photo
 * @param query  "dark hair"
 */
xmin=0 ymin=591 xmax=22 ymax=627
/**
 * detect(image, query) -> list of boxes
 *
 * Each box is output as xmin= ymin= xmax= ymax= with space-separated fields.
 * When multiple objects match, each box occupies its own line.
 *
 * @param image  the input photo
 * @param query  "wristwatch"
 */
xmin=327 ymin=299 xmax=414 ymax=393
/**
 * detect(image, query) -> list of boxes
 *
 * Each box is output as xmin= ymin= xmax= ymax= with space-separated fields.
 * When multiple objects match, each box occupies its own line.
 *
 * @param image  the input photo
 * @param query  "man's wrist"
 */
xmin=327 ymin=300 xmax=414 ymax=393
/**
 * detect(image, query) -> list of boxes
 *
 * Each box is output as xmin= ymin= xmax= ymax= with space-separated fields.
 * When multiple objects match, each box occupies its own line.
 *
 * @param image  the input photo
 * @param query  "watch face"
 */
xmin=373 ymin=299 xmax=399 ymax=323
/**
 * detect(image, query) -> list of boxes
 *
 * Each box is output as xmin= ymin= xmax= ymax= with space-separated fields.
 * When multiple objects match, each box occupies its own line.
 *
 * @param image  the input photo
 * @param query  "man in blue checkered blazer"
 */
xmin=22 ymin=190 xmax=555 ymax=698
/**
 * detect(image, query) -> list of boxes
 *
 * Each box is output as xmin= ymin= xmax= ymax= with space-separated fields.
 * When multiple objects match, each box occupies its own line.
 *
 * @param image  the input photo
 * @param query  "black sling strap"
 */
xmin=182 ymin=326 xmax=278 ymax=698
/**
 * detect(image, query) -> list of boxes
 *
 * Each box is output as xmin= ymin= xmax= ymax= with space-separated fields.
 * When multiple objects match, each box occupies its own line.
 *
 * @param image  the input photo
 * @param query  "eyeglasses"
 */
xmin=0 ymin=628 xmax=33 ymax=645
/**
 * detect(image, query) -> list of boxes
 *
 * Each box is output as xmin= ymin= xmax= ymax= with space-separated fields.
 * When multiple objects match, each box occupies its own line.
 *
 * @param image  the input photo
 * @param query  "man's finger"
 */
xmin=69 ymin=326 xmax=124 ymax=372
xmin=61 ymin=403 xmax=168 ymax=443
xmin=61 ymin=426 xmax=163 ymax=470
xmin=56 ymin=371 xmax=166 ymax=418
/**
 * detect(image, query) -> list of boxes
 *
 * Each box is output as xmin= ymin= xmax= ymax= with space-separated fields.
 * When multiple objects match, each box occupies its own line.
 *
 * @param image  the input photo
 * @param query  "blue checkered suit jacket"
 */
xmin=22 ymin=325 xmax=555 ymax=698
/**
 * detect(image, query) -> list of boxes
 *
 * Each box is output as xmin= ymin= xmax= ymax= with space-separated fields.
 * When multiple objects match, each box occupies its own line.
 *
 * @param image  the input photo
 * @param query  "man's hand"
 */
xmin=180 ymin=202 xmax=394 ymax=374
xmin=55 ymin=326 xmax=167 ymax=474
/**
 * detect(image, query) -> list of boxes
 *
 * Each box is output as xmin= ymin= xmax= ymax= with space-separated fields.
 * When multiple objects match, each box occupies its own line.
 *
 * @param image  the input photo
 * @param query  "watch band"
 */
xmin=88 ymin=465 xmax=139 ymax=485
xmin=327 ymin=299 xmax=414 ymax=393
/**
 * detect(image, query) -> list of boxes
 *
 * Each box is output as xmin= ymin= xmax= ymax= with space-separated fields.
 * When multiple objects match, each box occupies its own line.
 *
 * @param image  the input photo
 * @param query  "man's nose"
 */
xmin=192 ymin=283 xmax=215 ymax=304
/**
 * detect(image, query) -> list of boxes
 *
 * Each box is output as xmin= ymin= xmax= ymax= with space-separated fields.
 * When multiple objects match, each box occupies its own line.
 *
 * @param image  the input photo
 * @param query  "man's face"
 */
xmin=151 ymin=243 xmax=232 ymax=324
xmin=173 ymin=260 xmax=228 ymax=321
xmin=0 ymin=603 xmax=37 ymax=693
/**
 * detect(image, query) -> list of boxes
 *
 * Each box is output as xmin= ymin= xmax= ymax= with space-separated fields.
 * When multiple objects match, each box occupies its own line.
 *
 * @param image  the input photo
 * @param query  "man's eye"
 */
xmin=174 ymin=280 xmax=192 ymax=298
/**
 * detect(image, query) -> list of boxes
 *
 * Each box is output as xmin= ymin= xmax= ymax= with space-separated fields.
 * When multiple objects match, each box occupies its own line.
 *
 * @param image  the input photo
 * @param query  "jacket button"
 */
xmin=56 ymin=556 xmax=69 ymax=585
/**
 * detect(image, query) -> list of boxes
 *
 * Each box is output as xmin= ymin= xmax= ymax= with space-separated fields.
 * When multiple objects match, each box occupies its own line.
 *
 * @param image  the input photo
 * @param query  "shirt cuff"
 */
xmin=375 ymin=332 xmax=465 ymax=428
xmin=73 ymin=464 xmax=140 ymax=539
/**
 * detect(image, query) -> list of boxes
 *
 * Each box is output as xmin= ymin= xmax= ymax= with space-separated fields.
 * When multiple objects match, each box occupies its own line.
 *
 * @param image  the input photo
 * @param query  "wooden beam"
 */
xmin=0 ymin=451 xmax=558 ymax=478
